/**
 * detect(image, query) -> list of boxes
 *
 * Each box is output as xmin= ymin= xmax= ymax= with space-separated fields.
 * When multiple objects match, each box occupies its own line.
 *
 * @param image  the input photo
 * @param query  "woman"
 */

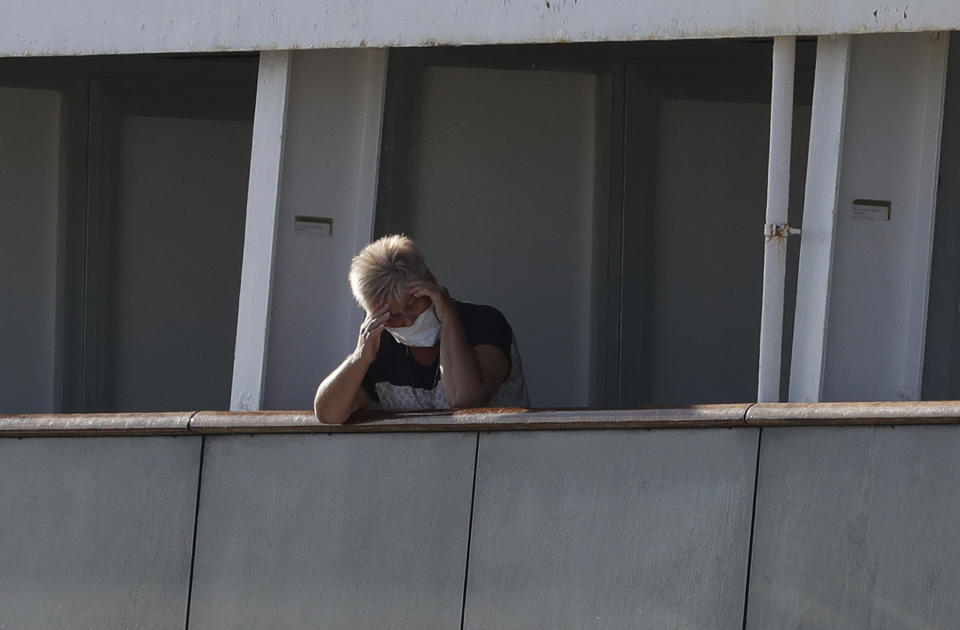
xmin=314 ymin=235 xmax=529 ymax=423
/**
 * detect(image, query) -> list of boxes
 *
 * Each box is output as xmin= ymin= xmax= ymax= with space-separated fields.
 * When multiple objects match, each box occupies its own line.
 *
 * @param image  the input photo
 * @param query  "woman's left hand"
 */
xmin=408 ymin=281 xmax=456 ymax=322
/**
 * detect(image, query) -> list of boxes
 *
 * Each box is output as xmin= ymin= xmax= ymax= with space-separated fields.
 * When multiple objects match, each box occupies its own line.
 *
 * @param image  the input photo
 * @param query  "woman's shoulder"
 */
xmin=455 ymin=300 xmax=509 ymax=324
xmin=454 ymin=300 xmax=513 ymax=349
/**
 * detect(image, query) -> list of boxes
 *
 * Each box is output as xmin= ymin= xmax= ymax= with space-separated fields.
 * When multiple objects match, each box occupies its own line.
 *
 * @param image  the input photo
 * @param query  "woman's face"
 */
xmin=381 ymin=291 xmax=431 ymax=328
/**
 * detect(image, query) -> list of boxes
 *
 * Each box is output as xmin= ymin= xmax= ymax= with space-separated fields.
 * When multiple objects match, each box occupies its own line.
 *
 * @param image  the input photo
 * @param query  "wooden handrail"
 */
xmin=3 ymin=401 xmax=960 ymax=436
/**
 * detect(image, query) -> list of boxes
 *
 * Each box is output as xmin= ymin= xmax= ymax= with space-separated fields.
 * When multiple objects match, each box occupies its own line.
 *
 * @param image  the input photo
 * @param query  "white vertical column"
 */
xmin=354 ymin=51 xmax=388 ymax=247
xmin=789 ymin=36 xmax=851 ymax=403
xmin=758 ymin=36 xmax=797 ymax=403
xmin=821 ymin=33 xmax=950 ymax=401
xmin=257 ymin=49 xmax=388 ymax=409
xmin=230 ymin=51 xmax=292 ymax=411
xmin=897 ymin=32 xmax=949 ymax=399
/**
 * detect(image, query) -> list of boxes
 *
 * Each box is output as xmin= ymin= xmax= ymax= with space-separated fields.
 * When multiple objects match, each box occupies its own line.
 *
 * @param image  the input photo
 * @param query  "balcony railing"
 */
xmin=2 ymin=402 xmax=959 ymax=629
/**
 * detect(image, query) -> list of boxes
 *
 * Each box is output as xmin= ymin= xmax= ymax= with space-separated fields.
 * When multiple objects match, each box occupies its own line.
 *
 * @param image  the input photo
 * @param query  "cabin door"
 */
xmin=82 ymin=78 xmax=254 ymax=412
xmin=618 ymin=61 xmax=811 ymax=406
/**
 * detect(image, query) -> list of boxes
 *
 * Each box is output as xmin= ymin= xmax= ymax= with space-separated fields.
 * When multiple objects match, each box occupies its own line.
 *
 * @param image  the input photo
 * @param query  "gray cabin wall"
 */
xmin=748 ymin=425 xmax=960 ymax=629
xmin=188 ymin=432 xmax=476 ymax=629
xmin=0 ymin=87 xmax=62 ymax=413
xmin=3 ymin=423 xmax=960 ymax=628
xmin=404 ymin=66 xmax=599 ymax=407
xmin=110 ymin=116 xmax=252 ymax=411
xmin=0 ymin=436 xmax=201 ymax=629
xmin=463 ymin=429 xmax=757 ymax=629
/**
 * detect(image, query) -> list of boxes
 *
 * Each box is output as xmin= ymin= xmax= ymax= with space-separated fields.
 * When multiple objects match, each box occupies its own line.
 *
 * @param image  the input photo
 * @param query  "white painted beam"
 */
xmin=3 ymin=0 xmax=960 ymax=58
xmin=352 ymin=50 xmax=387 ymax=255
xmin=259 ymin=49 xmax=388 ymax=409
xmin=898 ymin=32 xmax=949 ymax=399
xmin=758 ymin=36 xmax=797 ymax=403
xmin=821 ymin=33 xmax=950 ymax=401
xmin=789 ymin=35 xmax=851 ymax=403
xmin=230 ymin=51 xmax=292 ymax=411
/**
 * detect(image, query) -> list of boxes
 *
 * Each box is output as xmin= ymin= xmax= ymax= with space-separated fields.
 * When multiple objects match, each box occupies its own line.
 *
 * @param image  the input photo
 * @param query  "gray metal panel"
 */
xmin=189 ymin=432 xmax=476 ymax=630
xmin=747 ymin=426 xmax=960 ymax=628
xmin=464 ymin=429 xmax=759 ymax=630
xmin=0 ymin=436 xmax=201 ymax=630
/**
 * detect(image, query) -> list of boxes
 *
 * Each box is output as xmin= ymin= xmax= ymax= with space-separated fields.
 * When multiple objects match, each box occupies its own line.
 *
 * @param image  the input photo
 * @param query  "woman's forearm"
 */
xmin=438 ymin=310 xmax=487 ymax=407
xmin=314 ymin=352 xmax=369 ymax=424
xmin=316 ymin=310 xmax=387 ymax=423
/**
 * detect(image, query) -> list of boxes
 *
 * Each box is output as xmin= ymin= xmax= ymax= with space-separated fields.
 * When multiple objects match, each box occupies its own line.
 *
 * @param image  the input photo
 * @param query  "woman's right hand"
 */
xmin=354 ymin=309 xmax=389 ymax=365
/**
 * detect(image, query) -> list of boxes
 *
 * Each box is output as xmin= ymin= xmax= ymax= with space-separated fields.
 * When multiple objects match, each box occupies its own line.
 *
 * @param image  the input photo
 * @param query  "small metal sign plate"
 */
xmin=851 ymin=199 xmax=891 ymax=221
xmin=294 ymin=215 xmax=333 ymax=237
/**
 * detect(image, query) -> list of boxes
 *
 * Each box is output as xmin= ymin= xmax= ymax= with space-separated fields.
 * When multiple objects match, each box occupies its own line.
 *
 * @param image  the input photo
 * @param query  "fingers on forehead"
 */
xmin=372 ymin=286 xmax=429 ymax=314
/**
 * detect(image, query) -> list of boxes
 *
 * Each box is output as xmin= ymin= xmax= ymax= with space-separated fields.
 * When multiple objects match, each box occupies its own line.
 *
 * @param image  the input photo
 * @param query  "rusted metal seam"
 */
xmin=742 ymin=402 xmax=757 ymax=425
xmin=187 ymin=410 xmax=202 ymax=433
xmin=763 ymin=223 xmax=801 ymax=239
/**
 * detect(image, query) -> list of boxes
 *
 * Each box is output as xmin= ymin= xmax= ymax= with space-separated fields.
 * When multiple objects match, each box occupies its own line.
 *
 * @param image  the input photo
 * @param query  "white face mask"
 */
xmin=385 ymin=306 xmax=442 ymax=347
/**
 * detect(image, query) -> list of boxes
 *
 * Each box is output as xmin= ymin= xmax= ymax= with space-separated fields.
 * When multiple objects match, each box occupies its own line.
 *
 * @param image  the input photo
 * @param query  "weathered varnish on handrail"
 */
xmin=3 ymin=401 xmax=960 ymax=436
xmin=745 ymin=401 xmax=960 ymax=424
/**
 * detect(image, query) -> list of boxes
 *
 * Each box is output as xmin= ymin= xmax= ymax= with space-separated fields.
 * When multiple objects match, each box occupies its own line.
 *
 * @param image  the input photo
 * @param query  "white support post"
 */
xmin=758 ymin=36 xmax=797 ymax=403
xmin=898 ymin=32 xmax=950 ymax=399
xmin=230 ymin=51 xmax=292 ymax=411
xmin=788 ymin=36 xmax=851 ymax=403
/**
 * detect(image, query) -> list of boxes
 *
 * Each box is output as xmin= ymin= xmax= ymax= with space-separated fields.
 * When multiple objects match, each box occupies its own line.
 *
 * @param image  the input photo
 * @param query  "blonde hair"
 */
xmin=349 ymin=234 xmax=432 ymax=312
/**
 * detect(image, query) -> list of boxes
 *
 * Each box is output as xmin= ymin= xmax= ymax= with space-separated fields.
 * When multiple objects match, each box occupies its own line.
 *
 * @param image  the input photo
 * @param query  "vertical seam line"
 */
xmin=79 ymin=80 xmax=93 ymax=411
xmin=616 ymin=63 xmax=628 ymax=405
xmin=184 ymin=434 xmax=206 ymax=630
xmin=459 ymin=432 xmax=481 ymax=630
xmin=741 ymin=426 xmax=763 ymax=630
